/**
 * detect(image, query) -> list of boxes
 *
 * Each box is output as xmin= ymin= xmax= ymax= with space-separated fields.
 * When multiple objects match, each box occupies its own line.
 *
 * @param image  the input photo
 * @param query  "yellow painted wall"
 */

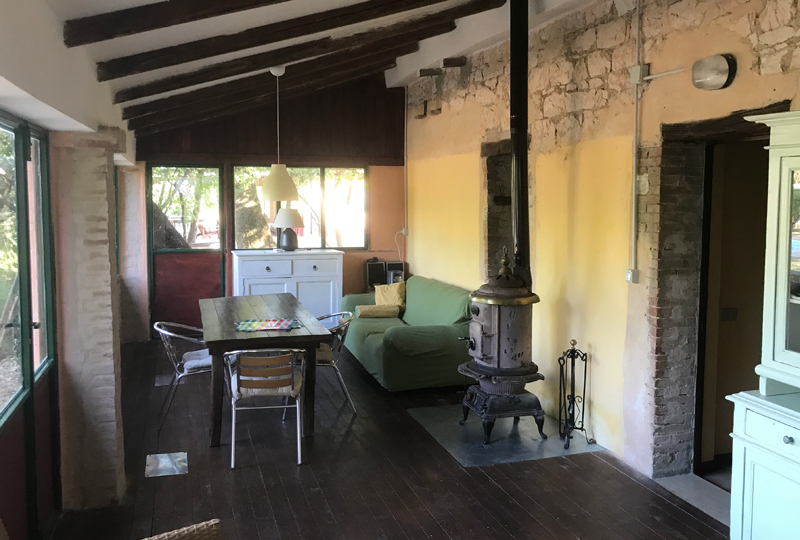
xmin=407 ymin=153 xmax=485 ymax=291
xmin=531 ymin=137 xmax=632 ymax=455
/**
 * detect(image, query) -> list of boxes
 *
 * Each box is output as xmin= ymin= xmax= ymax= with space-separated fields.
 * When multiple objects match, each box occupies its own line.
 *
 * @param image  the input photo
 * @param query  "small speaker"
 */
xmin=365 ymin=261 xmax=386 ymax=290
xmin=386 ymin=261 xmax=405 ymax=284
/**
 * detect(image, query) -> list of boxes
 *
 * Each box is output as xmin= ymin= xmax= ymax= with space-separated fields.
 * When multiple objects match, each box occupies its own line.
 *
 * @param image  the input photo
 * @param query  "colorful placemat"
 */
xmin=235 ymin=319 xmax=301 ymax=332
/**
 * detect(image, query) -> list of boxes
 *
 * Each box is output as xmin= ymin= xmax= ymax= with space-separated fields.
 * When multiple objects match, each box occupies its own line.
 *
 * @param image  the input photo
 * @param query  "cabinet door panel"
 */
xmin=296 ymin=279 xmax=335 ymax=318
xmin=243 ymin=278 xmax=294 ymax=296
xmin=742 ymin=445 xmax=800 ymax=540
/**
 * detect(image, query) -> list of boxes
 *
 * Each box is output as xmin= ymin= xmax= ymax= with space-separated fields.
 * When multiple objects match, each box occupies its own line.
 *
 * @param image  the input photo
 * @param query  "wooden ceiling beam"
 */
xmin=134 ymin=65 xmax=395 ymax=137
xmin=97 ymin=0 xmax=451 ymax=81
xmin=64 ymin=0 xmax=290 ymax=47
xmin=126 ymin=44 xmax=418 ymax=130
xmin=124 ymin=39 xmax=419 ymax=122
xmin=113 ymin=0 xmax=505 ymax=103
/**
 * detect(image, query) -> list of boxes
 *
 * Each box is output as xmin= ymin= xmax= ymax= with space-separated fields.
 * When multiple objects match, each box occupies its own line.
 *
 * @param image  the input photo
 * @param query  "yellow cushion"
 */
xmin=375 ymin=281 xmax=406 ymax=309
xmin=356 ymin=305 xmax=401 ymax=318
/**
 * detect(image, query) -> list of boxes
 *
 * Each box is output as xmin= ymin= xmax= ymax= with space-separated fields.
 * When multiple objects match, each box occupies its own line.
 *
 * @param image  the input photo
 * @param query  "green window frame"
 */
xmin=0 ymin=110 xmax=57 ymax=427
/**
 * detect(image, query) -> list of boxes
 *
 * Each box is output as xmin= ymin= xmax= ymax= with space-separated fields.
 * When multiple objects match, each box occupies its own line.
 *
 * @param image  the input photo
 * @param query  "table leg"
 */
xmin=210 ymin=353 xmax=224 ymax=447
xmin=303 ymin=345 xmax=316 ymax=437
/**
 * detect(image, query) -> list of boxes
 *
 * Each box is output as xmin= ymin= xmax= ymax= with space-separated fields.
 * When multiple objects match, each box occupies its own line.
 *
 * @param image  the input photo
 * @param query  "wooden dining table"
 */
xmin=199 ymin=293 xmax=333 ymax=447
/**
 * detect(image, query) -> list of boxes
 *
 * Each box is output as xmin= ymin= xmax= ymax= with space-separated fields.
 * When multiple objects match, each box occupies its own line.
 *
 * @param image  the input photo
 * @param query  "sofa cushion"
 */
xmin=344 ymin=317 xmax=406 ymax=364
xmin=402 ymin=276 xmax=471 ymax=327
xmin=356 ymin=305 xmax=401 ymax=318
xmin=375 ymin=281 xmax=406 ymax=309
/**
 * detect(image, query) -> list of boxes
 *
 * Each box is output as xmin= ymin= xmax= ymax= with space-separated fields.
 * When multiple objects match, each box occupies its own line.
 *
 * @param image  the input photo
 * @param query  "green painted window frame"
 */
xmin=231 ymin=164 xmax=370 ymax=251
xmin=0 ymin=110 xmax=57 ymax=428
xmin=145 ymin=164 xmax=227 ymax=328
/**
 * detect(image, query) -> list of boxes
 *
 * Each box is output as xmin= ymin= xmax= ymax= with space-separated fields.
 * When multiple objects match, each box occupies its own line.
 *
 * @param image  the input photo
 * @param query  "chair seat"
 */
xmin=182 ymin=348 xmax=212 ymax=373
xmin=230 ymin=369 xmax=303 ymax=399
xmin=315 ymin=344 xmax=335 ymax=366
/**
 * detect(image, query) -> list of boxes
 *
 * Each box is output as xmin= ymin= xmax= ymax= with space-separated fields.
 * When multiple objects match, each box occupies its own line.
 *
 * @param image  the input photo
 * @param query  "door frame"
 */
xmin=0 ymin=108 xmax=60 ymax=540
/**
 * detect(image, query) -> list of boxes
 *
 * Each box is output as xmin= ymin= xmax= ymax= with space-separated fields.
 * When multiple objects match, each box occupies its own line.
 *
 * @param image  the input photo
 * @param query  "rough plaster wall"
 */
xmin=51 ymin=134 xmax=126 ymax=509
xmin=406 ymin=0 xmax=800 ymax=476
xmin=118 ymin=164 xmax=150 ymax=343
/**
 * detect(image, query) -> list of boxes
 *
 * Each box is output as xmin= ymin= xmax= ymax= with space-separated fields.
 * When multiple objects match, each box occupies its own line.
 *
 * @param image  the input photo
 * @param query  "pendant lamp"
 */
xmin=259 ymin=66 xmax=299 ymax=203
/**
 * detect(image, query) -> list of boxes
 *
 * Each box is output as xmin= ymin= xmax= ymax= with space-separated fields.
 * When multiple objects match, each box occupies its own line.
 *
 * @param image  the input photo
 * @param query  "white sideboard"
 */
xmin=727 ymin=112 xmax=800 ymax=539
xmin=728 ymin=391 xmax=800 ymax=540
xmin=232 ymin=249 xmax=344 ymax=318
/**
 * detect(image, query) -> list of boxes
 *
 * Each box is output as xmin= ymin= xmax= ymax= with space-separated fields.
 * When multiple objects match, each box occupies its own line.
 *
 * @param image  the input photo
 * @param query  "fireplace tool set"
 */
xmin=558 ymin=340 xmax=595 ymax=449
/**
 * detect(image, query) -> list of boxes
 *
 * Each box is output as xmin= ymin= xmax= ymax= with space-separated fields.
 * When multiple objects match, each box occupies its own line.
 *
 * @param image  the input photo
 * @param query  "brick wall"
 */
xmin=50 ymin=130 xmax=126 ymax=509
xmin=647 ymin=143 xmax=706 ymax=476
xmin=486 ymin=153 xmax=514 ymax=277
xmin=118 ymin=164 xmax=150 ymax=343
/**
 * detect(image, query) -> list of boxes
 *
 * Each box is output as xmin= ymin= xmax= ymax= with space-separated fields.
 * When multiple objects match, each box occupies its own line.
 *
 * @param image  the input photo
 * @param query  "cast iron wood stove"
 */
xmin=456 ymin=0 xmax=545 ymax=445
xmin=458 ymin=249 xmax=546 ymax=444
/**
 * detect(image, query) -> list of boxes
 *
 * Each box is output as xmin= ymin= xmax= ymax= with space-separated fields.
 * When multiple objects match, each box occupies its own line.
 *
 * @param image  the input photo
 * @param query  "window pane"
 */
xmin=233 ymin=166 xmax=277 ymax=249
xmin=151 ymin=167 xmax=220 ymax=250
xmin=28 ymin=138 xmax=48 ymax=370
xmin=324 ymin=168 xmax=366 ymax=248
xmin=0 ymin=126 xmax=21 ymax=409
xmin=289 ymin=167 xmax=322 ymax=249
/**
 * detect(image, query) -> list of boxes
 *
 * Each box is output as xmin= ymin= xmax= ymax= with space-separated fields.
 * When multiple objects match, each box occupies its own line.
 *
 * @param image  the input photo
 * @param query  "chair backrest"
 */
xmin=141 ymin=518 xmax=222 ymax=540
xmin=225 ymin=348 xmax=303 ymax=395
xmin=317 ymin=312 xmax=354 ymax=355
xmin=153 ymin=322 xmax=205 ymax=372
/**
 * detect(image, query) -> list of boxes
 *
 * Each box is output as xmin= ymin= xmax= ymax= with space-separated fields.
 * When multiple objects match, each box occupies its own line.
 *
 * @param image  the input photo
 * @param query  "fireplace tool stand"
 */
xmin=558 ymin=340 xmax=595 ymax=449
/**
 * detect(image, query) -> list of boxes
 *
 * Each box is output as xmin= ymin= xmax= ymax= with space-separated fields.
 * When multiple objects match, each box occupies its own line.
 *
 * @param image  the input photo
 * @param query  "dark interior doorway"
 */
xmin=696 ymin=139 xmax=770 ymax=491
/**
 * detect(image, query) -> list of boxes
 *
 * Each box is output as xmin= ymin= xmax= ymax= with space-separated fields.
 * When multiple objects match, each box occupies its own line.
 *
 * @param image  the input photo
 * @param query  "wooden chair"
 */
xmin=224 ymin=348 xmax=305 ymax=468
xmin=153 ymin=322 xmax=212 ymax=430
xmin=141 ymin=519 xmax=222 ymax=540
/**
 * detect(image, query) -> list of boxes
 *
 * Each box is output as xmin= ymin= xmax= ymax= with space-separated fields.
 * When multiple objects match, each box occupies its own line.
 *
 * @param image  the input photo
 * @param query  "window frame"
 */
xmin=231 ymin=164 xmax=370 ymax=251
xmin=0 ymin=109 xmax=56 ymax=428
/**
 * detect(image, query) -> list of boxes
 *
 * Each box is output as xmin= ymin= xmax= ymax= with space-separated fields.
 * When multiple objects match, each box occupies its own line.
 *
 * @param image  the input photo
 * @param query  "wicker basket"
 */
xmin=142 ymin=519 xmax=222 ymax=540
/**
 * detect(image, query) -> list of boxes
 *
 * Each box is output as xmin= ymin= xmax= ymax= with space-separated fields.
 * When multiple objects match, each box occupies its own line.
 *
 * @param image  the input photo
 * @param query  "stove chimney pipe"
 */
xmin=509 ymin=0 xmax=530 ymax=286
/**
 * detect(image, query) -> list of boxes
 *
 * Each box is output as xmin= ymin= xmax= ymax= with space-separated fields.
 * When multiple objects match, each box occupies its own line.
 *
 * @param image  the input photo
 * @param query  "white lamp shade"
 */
xmin=259 ymin=164 xmax=299 ymax=201
xmin=273 ymin=208 xmax=304 ymax=229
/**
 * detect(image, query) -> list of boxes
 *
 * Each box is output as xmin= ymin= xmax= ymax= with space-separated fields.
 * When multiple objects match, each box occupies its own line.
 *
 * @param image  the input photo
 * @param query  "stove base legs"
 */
xmin=459 ymin=405 xmax=469 ymax=426
xmin=482 ymin=419 xmax=495 ymax=445
xmin=534 ymin=412 xmax=547 ymax=440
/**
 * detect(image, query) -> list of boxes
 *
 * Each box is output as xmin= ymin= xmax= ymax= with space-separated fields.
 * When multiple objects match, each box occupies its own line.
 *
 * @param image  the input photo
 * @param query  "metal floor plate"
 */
xmin=145 ymin=452 xmax=188 ymax=477
xmin=407 ymin=404 xmax=602 ymax=468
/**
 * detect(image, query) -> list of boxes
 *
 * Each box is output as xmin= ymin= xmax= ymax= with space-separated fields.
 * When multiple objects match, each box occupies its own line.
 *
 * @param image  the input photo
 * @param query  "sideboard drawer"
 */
xmin=239 ymin=258 xmax=292 ymax=277
xmin=294 ymin=258 xmax=338 ymax=276
xmin=745 ymin=409 xmax=800 ymax=460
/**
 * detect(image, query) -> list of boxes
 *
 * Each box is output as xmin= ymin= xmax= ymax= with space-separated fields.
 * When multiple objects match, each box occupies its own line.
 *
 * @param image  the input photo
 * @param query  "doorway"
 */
xmin=696 ymin=140 xmax=770 ymax=491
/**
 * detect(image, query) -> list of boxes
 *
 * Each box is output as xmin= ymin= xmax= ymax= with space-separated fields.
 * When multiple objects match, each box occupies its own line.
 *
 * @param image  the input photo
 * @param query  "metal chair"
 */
xmin=153 ymin=322 xmax=212 ymax=430
xmin=315 ymin=311 xmax=356 ymax=414
xmin=224 ymin=348 xmax=305 ymax=468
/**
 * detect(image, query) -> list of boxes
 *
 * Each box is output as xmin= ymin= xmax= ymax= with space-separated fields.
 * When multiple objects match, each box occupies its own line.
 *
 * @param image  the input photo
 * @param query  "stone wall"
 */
xmin=50 ymin=130 xmax=126 ymax=508
xmin=407 ymin=0 xmax=800 ymax=476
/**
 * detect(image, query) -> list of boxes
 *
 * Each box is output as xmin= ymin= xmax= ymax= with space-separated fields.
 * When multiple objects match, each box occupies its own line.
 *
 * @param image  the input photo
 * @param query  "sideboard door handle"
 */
xmin=313 ymin=265 xmax=318 ymax=271
xmin=265 ymin=266 xmax=271 ymax=272
xmin=784 ymin=435 xmax=795 ymax=444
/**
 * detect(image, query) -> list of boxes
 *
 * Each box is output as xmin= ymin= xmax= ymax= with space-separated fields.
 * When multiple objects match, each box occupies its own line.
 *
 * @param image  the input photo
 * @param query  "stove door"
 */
xmin=468 ymin=320 xmax=495 ymax=364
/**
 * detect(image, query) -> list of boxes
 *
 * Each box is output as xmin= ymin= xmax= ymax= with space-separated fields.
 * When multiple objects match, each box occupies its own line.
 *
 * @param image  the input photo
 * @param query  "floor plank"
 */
xmin=52 ymin=343 xmax=730 ymax=540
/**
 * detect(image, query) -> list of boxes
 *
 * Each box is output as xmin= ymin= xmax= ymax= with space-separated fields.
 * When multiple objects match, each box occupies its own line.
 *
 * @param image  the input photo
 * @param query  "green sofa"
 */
xmin=341 ymin=276 xmax=473 ymax=391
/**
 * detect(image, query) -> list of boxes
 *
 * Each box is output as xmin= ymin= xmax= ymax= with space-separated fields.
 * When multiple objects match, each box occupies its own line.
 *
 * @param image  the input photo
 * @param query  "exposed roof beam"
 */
xmin=64 ymin=0 xmax=291 ymax=47
xmin=135 ymin=65 xmax=394 ymax=136
xmin=114 ymin=0 xmax=504 ymax=103
xmin=126 ymin=43 xmax=419 ymax=130
xmin=124 ymin=39 xmax=420 ymax=122
xmin=97 ymin=0 xmax=451 ymax=81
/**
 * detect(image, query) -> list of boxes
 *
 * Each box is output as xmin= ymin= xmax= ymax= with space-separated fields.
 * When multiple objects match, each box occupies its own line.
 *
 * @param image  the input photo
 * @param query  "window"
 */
xmin=0 ymin=125 xmax=21 ymax=410
xmin=233 ymin=166 xmax=366 ymax=250
xmin=150 ymin=167 xmax=221 ymax=250
xmin=28 ymin=137 xmax=49 ymax=370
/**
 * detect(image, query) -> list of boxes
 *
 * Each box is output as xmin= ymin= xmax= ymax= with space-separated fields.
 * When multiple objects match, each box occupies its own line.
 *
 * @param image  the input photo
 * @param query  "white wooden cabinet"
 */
xmin=232 ymin=249 xmax=344 ymax=318
xmin=728 ymin=111 xmax=800 ymax=539
xmin=728 ymin=391 xmax=800 ymax=540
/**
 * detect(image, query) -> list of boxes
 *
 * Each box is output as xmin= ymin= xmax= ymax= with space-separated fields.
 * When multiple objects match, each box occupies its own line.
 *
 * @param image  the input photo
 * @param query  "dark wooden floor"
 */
xmin=53 ymin=341 xmax=729 ymax=540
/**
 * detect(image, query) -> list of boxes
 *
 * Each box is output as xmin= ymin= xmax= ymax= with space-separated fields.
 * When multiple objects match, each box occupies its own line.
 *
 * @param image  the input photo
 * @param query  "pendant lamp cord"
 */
xmin=276 ymin=74 xmax=280 ymax=164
